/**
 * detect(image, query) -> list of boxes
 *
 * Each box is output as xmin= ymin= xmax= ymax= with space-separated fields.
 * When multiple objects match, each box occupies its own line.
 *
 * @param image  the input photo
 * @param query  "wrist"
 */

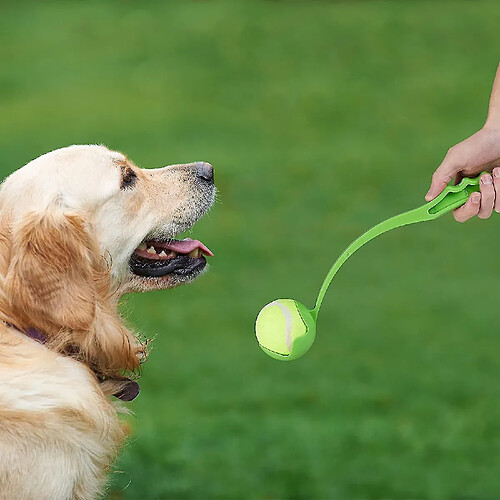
xmin=485 ymin=112 xmax=500 ymax=130
xmin=481 ymin=121 xmax=500 ymax=137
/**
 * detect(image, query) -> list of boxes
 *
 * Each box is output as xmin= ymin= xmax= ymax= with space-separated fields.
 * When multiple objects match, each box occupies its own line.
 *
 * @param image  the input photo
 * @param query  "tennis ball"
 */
xmin=255 ymin=299 xmax=316 ymax=361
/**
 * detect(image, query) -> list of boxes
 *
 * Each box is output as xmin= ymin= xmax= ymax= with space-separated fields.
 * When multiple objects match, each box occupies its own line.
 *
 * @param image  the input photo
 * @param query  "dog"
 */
xmin=0 ymin=145 xmax=216 ymax=499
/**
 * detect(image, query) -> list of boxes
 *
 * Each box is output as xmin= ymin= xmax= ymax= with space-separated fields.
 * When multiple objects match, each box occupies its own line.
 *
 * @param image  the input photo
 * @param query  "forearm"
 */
xmin=485 ymin=63 xmax=500 ymax=128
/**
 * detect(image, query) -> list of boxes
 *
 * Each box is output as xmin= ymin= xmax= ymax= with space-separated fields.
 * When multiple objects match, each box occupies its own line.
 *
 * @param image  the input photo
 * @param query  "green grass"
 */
xmin=1 ymin=1 xmax=500 ymax=498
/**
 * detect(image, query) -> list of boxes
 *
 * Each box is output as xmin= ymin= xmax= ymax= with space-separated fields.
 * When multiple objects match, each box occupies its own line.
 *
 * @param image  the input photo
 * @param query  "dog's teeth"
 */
xmin=138 ymin=242 xmax=147 ymax=251
xmin=188 ymin=249 xmax=200 ymax=258
xmin=159 ymin=251 xmax=167 ymax=258
xmin=147 ymin=246 xmax=157 ymax=254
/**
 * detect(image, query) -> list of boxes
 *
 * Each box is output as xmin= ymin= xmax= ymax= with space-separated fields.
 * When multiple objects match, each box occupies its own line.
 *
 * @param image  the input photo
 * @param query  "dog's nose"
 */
xmin=195 ymin=162 xmax=214 ymax=183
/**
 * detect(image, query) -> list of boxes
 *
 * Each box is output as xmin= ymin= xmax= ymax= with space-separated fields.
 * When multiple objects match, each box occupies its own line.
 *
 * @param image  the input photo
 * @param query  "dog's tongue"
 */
xmin=160 ymin=238 xmax=214 ymax=257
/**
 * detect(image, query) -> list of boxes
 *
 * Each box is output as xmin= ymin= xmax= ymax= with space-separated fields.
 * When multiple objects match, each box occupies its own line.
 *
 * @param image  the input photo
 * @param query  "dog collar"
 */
xmin=5 ymin=322 xmax=140 ymax=402
xmin=24 ymin=326 xmax=48 ymax=344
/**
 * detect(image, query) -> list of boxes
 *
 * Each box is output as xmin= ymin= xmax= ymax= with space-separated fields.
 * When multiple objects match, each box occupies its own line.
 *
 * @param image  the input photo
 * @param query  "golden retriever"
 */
xmin=0 ymin=145 xmax=215 ymax=499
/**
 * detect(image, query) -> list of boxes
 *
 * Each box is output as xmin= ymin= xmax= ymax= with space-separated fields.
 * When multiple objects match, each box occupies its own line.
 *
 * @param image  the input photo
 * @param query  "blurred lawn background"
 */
xmin=1 ymin=1 xmax=500 ymax=498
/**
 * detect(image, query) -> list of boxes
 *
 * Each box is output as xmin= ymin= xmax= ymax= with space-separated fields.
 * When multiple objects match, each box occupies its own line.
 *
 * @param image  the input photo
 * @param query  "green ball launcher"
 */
xmin=255 ymin=174 xmax=484 ymax=361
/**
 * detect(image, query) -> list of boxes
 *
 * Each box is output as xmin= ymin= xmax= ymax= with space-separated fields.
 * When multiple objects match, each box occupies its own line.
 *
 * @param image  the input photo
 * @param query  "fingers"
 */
xmin=453 ymin=192 xmax=480 ymax=222
xmin=453 ymin=171 xmax=500 ymax=221
xmin=478 ymin=173 xmax=495 ymax=219
xmin=493 ymin=167 xmax=500 ymax=213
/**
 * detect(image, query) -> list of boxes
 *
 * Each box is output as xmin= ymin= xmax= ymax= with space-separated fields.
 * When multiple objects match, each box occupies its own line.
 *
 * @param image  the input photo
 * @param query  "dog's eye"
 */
xmin=121 ymin=167 xmax=137 ymax=189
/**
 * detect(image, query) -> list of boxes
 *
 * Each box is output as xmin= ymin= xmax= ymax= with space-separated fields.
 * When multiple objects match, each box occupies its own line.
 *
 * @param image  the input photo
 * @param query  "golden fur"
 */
xmin=0 ymin=145 xmax=215 ymax=499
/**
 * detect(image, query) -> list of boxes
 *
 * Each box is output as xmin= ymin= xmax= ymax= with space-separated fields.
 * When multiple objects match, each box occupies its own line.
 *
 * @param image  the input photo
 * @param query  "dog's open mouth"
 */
xmin=129 ymin=238 xmax=214 ymax=278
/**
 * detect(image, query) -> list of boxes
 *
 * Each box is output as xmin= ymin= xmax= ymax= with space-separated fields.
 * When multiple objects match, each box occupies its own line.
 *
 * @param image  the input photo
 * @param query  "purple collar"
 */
xmin=25 ymin=327 xmax=48 ymax=344
xmin=7 ymin=323 xmax=139 ymax=402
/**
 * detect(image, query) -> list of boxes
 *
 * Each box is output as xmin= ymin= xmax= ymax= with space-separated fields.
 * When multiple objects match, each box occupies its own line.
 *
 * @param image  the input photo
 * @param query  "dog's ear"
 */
xmin=5 ymin=210 xmax=97 ymax=332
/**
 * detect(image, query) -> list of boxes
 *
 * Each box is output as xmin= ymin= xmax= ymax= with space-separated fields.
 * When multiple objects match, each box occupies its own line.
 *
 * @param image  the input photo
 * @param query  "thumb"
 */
xmin=425 ymin=159 xmax=458 ymax=201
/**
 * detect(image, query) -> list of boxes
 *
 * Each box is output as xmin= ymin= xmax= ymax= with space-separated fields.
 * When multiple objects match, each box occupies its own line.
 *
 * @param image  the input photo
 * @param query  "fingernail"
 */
xmin=471 ymin=192 xmax=481 ymax=204
xmin=481 ymin=174 xmax=492 ymax=184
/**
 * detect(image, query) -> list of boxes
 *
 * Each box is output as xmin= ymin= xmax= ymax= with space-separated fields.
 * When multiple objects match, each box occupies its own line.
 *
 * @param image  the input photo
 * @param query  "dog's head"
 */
xmin=0 ymin=145 xmax=215 ymax=374
xmin=1 ymin=144 xmax=216 ymax=292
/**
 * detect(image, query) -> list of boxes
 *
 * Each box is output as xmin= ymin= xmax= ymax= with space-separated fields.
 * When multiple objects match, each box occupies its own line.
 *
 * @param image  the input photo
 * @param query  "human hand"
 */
xmin=425 ymin=127 xmax=500 ymax=222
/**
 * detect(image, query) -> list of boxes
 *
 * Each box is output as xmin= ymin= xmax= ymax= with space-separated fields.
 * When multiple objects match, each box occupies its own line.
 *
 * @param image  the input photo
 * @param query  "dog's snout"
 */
xmin=195 ymin=162 xmax=214 ymax=183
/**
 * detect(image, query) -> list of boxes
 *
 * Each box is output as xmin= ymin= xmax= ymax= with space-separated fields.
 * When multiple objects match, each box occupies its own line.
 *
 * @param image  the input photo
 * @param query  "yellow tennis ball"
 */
xmin=255 ymin=299 xmax=316 ymax=361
